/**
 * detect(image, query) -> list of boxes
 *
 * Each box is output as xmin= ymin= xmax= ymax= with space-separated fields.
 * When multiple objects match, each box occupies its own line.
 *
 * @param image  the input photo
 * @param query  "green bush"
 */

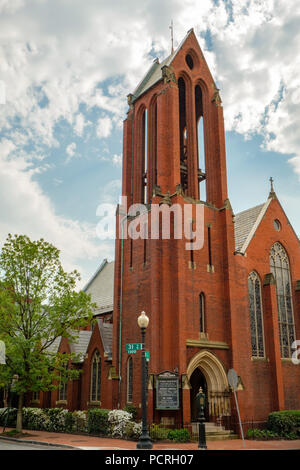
xmin=246 ymin=428 xmax=280 ymax=440
xmin=167 ymin=429 xmax=191 ymax=443
xmin=267 ymin=411 xmax=300 ymax=437
xmin=149 ymin=424 xmax=170 ymax=441
xmin=87 ymin=408 xmax=110 ymax=435
xmin=123 ymin=404 xmax=138 ymax=421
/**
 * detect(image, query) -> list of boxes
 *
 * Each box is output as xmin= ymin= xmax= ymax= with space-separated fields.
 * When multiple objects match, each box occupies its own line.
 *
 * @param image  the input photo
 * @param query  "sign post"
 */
xmin=227 ymin=368 xmax=245 ymax=448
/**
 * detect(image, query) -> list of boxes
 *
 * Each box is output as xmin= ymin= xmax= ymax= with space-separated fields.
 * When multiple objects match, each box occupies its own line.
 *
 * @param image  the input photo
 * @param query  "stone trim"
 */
xmin=186 ymin=339 xmax=229 ymax=349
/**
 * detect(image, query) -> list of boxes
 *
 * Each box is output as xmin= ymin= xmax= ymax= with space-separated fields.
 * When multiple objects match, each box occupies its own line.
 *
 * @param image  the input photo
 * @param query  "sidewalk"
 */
xmin=1 ymin=427 xmax=300 ymax=450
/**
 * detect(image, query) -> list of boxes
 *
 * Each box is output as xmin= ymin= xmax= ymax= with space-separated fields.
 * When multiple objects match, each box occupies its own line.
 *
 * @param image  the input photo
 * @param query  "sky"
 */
xmin=0 ymin=0 xmax=300 ymax=288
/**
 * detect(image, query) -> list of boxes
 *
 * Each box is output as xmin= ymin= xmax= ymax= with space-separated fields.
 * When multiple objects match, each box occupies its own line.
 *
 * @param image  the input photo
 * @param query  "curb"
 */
xmin=0 ymin=434 xmax=78 ymax=450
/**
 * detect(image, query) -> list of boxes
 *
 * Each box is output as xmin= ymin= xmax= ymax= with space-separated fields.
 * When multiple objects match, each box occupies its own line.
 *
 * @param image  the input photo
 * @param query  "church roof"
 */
xmin=83 ymin=259 xmax=114 ymax=316
xmin=132 ymin=29 xmax=194 ymax=102
xmin=69 ymin=330 xmax=93 ymax=362
xmin=97 ymin=319 xmax=113 ymax=360
xmin=234 ymin=198 xmax=272 ymax=253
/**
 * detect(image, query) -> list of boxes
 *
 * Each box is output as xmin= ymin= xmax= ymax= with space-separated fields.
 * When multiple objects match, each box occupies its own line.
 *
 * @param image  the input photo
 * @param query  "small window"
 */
xmin=58 ymin=363 xmax=68 ymax=401
xmin=32 ymin=390 xmax=40 ymax=401
xmin=90 ymin=351 xmax=101 ymax=402
xmin=200 ymin=293 xmax=205 ymax=333
xmin=273 ymin=219 xmax=281 ymax=231
xmin=186 ymin=54 xmax=194 ymax=70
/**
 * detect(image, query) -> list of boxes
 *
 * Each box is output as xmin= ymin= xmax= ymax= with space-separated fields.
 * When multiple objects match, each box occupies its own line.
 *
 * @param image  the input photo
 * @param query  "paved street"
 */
xmin=0 ymin=440 xmax=69 ymax=450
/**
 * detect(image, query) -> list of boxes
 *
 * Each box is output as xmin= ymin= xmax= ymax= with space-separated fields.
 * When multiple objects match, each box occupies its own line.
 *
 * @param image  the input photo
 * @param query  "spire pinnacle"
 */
xmin=269 ymin=176 xmax=276 ymax=197
xmin=169 ymin=20 xmax=174 ymax=54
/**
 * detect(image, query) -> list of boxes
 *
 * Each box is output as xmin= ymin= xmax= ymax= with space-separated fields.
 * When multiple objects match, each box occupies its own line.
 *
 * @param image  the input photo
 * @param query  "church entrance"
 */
xmin=190 ymin=368 xmax=209 ymax=421
xmin=187 ymin=350 xmax=231 ymax=424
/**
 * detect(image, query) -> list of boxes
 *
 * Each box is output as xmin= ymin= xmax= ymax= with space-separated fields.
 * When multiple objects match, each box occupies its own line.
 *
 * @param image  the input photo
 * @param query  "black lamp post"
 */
xmin=136 ymin=311 xmax=153 ymax=450
xmin=196 ymin=387 xmax=207 ymax=450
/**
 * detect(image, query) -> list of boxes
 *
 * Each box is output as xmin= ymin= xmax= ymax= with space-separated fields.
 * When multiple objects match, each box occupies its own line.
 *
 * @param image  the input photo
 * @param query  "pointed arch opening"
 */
xmin=199 ymin=292 xmax=205 ymax=333
xmin=178 ymin=77 xmax=188 ymax=195
xmin=270 ymin=242 xmax=296 ymax=358
xmin=90 ymin=350 xmax=101 ymax=402
xmin=187 ymin=351 xmax=231 ymax=422
xmin=195 ymin=84 xmax=206 ymax=200
xmin=248 ymin=271 xmax=265 ymax=358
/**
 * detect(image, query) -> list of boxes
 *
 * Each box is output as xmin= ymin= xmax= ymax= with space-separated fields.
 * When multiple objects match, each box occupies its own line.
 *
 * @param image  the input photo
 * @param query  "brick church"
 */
xmin=34 ymin=29 xmax=300 ymax=433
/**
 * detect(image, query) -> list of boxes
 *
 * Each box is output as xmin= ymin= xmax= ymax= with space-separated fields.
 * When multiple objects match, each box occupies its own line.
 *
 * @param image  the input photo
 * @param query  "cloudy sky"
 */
xmin=0 ymin=0 xmax=299 ymax=287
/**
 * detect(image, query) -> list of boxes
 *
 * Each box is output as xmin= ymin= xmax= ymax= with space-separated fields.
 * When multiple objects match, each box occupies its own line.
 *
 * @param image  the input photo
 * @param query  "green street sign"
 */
xmin=126 ymin=343 xmax=142 ymax=353
xmin=145 ymin=351 xmax=150 ymax=361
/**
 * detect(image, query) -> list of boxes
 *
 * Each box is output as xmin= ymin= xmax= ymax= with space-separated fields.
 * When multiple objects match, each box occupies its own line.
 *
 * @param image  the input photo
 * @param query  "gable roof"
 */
xmin=69 ymin=330 xmax=92 ymax=362
xmin=97 ymin=319 xmax=113 ymax=360
xmin=45 ymin=336 xmax=62 ymax=354
xmin=83 ymin=259 xmax=114 ymax=316
xmin=234 ymin=198 xmax=272 ymax=253
xmin=131 ymin=29 xmax=194 ymax=102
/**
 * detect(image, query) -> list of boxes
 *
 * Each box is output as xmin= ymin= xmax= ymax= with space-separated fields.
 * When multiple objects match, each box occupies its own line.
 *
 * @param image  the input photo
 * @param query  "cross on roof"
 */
xmin=269 ymin=176 xmax=274 ymax=193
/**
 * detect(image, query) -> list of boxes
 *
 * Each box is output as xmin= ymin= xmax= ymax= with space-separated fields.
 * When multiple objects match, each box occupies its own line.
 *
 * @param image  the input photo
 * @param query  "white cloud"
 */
xmin=1 ymin=0 xmax=300 ymax=281
xmin=0 ymin=139 xmax=112 ymax=287
xmin=74 ymin=113 xmax=88 ymax=137
xmin=96 ymin=116 xmax=113 ymax=139
xmin=66 ymin=142 xmax=76 ymax=163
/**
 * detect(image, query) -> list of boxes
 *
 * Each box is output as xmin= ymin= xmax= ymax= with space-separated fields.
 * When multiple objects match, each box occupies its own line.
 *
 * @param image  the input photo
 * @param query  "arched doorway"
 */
xmin=190 ymin=368 xmax=209 ymax=421
xmin=187 ymin=350 xmax=231 ymax=423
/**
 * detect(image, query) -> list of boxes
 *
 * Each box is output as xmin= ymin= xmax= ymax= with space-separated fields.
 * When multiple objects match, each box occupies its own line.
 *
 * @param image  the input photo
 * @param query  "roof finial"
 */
xmin=269 ymin=176 xmax=276 ymax=198
xmin=169 ymin=20 xmax=174 ymax=54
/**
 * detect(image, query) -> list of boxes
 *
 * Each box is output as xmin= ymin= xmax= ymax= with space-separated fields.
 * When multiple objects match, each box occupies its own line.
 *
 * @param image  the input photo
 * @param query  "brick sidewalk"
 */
xmin=1 ymin=427 xmax=300 ymax=450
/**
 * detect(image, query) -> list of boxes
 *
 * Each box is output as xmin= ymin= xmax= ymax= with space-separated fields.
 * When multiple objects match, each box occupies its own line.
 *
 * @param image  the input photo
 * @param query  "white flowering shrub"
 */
xmin=108 ymin=410 xmax=133 ymax=438
xmin=45 ymin=408 xmax=74 ymax=432
xmin=23 ymin=407 xmax=50 ymax=430
xmin=73 ymin=410 xmax=88 ymax=433
xmin=124 ymin=421 xmax=142 ymax=439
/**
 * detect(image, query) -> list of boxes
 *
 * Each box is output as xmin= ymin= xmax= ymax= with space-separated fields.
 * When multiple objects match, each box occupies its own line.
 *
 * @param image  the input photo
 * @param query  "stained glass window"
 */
xmin=90 ymin=351 xmax=101 ymax=402
xmin=127 ymin=356 xmax=133 ymax=403
xmin=248 ymin=271 xmax=265 ymax=357
xmin=270 ymin=243 xmax=295 ymax=358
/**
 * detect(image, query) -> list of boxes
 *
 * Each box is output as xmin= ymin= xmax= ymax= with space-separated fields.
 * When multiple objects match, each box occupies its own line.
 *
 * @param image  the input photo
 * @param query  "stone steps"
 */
xmin=191 ymin=422 xmax=238 ymax=441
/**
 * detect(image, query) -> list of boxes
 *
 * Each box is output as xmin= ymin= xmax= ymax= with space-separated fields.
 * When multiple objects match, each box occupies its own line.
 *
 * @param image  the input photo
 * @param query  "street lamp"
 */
xmin=136 ymin=311 xmax=153 ymax=450
xmin=196 ymin=387 xmax=207 ymax=450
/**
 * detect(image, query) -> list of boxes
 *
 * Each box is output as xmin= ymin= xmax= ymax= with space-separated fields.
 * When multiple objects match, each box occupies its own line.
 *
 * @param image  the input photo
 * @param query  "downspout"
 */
xmin=117 ymin=110 xmax=134 ymax=408
xmin=117 ymin=217 xmax=126 ymax=408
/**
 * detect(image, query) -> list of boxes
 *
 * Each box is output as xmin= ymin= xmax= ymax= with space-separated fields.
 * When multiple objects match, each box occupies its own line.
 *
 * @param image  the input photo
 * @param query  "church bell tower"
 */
xmin=112 ymin=29 xmax=236 ymax=426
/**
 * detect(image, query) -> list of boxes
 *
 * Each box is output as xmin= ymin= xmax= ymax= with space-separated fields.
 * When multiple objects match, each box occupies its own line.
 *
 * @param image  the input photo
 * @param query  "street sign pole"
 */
xmin=227 ymin=369 xmax=245 ymax=448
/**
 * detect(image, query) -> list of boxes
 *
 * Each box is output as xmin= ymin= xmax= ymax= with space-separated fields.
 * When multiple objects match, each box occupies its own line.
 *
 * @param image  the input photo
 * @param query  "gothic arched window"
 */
xmin=199 ymin=293 xmax=205 ymax=333
xmin=270 ymin=243 xmax=296 ymax=358
xmin=90 ymin=351 xmax=101 ymax=402
xmin=127 ymin=356 xmax=133 ymax=403
xmin=58 ymin=361 xmax=68 ymax=402
xmin=248 ymin=271 xmax=265 ymax=357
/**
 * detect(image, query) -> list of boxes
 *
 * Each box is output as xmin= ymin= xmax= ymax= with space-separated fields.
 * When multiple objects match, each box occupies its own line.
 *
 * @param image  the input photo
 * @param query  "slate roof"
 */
xmin=69 ymin=330 xmax=92 ymax=362
xmin=131 ymin=29 xmax=194 ymax=102
xmin=44 ymin=336 xmax=61 ymax=354
xmin=83 ymin=259 xmax=114 ymax=316
xmin=234 ymin=199 xmax=271 ymax=252
xmin=97 ymin=319 xmax=113 ymax=361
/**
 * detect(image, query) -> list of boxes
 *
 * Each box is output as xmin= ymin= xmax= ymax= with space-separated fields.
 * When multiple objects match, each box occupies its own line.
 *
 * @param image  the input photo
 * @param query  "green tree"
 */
xmin=0 ymin=234 xmax=96 ymax=432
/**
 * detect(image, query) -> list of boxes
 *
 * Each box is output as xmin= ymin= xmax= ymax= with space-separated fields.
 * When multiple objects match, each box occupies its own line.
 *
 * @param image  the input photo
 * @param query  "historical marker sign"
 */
xmin=156 ymin=371 xmax=179 ymax=410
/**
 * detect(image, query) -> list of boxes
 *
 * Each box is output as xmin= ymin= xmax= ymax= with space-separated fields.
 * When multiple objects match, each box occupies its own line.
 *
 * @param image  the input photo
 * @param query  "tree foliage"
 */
xmin=0 ymin=234 xmax=96 ymax=430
